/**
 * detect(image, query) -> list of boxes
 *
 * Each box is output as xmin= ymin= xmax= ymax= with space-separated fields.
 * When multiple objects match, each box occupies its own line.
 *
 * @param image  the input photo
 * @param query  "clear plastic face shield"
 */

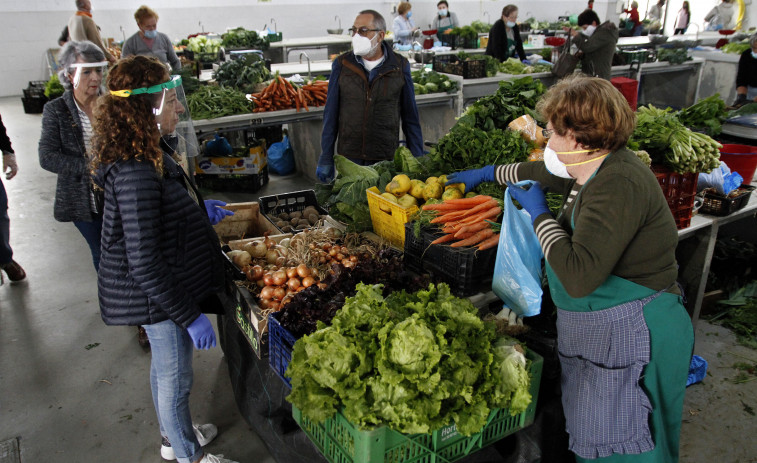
xmin=68 ymin=61 xmax=108 ymax=90
xmin=110 ymin=75 xmax=200 ymax=158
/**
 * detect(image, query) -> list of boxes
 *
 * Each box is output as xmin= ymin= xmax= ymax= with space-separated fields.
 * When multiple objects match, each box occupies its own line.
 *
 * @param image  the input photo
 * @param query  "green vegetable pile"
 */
xmin=44 ymin=74 xmax=64 ymax=99
xmin=499 ymin=58 xmax=552 ymax=75
xmin=448 ymin=25 xmax=478 ymax=41
xmin=410 ymin=69 xmax=458 ymax=95
xmin=220 ymin=27 xmax=270 ymax=51
xmin=631 ymin=105 xmax=721 ymax=173
xmin=728 ymin=102 xmax=757 ymax=118
xmin=186 ymin=85 xmax=251 ymax=120
xmin=176 ymin=67 xmax=201 ymax=96
xmin=470 ymin=20 xmax=492 ymax=34
xmin=677 ymin=94 xmax=728 ymax=137
xmin=430 ymin=124 xmax=530 ymax=171
xmin=720 ymin=41 xmax=751 ymax=55
xmin=711 ymin=281 xmax=757 ymax=349
xmin=286 ymin=282 xmax=533 ymax=435
xmin=213 ymin=55 xmax=271 ymax=93
xmin=656 ymin=48 xmax=691 ymax=65
xmin=456 ymin=76 xmax=546 ymax=131
xmin=186 ymin=35 xmax=221 ymax=54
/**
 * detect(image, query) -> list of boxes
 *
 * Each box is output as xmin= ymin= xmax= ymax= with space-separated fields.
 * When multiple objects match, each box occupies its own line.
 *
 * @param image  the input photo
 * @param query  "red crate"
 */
xmin=611 ymin=77 xmax=638 ymax=111
xmin=652 ymin=165 xmax=698 ymax=229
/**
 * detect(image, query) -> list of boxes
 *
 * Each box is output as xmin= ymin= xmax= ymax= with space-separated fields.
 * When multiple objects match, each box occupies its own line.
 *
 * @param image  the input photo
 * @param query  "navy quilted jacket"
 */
xmin=95 ymin=150 xmax=223 ymax=328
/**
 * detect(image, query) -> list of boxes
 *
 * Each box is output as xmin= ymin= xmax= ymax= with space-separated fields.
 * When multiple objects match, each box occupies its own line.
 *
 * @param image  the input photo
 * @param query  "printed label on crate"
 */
xmin=439 ymin=423 xmax=460 ymax=442
xmin=235 ymin=303 xmax=260 ymax=356
xmin=195 ymin=146 xmax=267 ymax=174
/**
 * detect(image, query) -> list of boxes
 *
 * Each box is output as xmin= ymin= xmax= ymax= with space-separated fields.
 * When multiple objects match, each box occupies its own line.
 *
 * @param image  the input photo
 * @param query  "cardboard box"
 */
xmin=213 ymin=201 xmax=278 ymax=243
xmin=194 ymin=144 xmax=267 ymax=175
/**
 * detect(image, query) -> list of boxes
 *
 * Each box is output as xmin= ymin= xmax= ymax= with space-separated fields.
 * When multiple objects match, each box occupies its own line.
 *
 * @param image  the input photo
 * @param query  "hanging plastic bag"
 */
xmin=492 ymin=181 xmax=544 ymax=317
xmin=267 ymin=135 xmax=295 ymax=175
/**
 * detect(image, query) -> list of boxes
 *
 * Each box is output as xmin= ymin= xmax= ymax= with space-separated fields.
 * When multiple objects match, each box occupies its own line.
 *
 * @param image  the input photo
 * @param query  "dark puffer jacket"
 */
xmin=95 ymin=150 xmax=223 ymax=328
xmin=38 ymin=90 xmax=97 ymax=222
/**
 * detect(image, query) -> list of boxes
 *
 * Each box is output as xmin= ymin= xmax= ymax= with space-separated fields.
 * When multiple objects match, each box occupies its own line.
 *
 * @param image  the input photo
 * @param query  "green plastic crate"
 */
xmin=292 ymin=350 xmax=543 ymax=463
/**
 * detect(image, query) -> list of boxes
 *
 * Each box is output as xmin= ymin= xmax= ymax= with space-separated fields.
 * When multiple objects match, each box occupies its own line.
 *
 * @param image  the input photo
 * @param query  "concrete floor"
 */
xmin=1 ymin=96 xmax=756 ymax=463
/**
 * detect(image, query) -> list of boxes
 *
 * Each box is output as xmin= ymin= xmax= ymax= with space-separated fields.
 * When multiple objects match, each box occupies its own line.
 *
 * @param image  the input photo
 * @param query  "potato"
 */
xmin=289 ymin=211 xmax=302 ymax=220
xmin=277 ymin=212 xmax=290 ymax=221
xmin=303 ymin=206 xmax=319 ymax=216
xmin=296 ymin=224 xmax=310 ymax=230
xmin=307 ymin=213 xmax=320 ymax=225
xmin=276 ymin=220 xmax=288 ymax=229
xmin=282 ymin=225 xmax=294 ymax=233
xmin=297 ymin=219 xmax=311 ymax=227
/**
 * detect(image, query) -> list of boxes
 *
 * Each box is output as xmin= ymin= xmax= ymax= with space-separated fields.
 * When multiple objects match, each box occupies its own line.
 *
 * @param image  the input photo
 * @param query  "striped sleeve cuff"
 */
xmin=494 ymin=163 xmax=520 ymax=184
xmin=534 ymin=216 xmax=569 ymax=260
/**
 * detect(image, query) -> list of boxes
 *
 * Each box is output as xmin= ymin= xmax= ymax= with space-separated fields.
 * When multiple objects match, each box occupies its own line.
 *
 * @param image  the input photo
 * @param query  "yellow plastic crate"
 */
xmin=365 ymin=186 xmax=418 ymax=248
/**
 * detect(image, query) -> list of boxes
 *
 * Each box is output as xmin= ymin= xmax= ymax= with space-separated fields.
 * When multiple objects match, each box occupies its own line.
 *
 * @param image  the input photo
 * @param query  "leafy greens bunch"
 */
xmin=213 ymin=55 xmax=271 ymax=93
xmin=220 ymin=27 xmax=270 ymax=51
xmin=286 ymin=282 xmax=532 ymax=436
xmin=677 ymin=94 xmax=728 ymax=137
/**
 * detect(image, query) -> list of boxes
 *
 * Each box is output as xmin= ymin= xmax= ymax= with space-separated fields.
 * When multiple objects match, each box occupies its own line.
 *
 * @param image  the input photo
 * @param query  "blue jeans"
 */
xmin=73 ymin=214 xmax=103 ymax=270
xmin=0 ymin=178 xmax=12 ymax=265
xmin=142 ymin=320 xmax=203 ymax=463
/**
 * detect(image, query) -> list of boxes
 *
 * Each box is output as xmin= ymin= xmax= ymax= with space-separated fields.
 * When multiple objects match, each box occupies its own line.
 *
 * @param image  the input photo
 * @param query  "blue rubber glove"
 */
xmin=187 ymin=314 xmax=217 ymax=350
xmin=445 ymin=165 xmax=495 ymax=193
xmin=507 ymin=181 xmax=551 ymax=224
xmin=316 ymin=163 xmax=335 ymax=183
xmin=204 ymin=199 xmax=234 ymax=225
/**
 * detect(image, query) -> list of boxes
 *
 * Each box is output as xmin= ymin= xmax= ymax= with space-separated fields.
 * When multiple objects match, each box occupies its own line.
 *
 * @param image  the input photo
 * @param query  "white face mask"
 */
xmin=506 ymin=21 xmax=516 ymax=28
xmin=439 ymin=8 xmax=448 ymax=17
xmin=352 ymin=34 xmax=379 ymax=57
xmin=583 ymin=25 xmax=597 ymax=36
xmin=544 ymin=146 xmax=572 ymax=178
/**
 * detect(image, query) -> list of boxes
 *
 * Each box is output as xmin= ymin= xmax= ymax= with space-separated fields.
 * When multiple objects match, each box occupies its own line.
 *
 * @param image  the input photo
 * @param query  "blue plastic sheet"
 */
xmin=267 ymin=135 xmax=295 ymax=175
xmin=492 ymin=181 xmax=544 ymax=317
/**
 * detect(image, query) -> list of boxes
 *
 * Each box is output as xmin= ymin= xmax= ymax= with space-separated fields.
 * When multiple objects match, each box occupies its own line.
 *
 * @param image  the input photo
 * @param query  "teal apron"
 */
xmin=437 ymin=21 xmax=454 ymax=47
xmin=506 ymin=37 xmax=517 ymax=58
xmin=547 ymin=174 xmax=694 ymax=462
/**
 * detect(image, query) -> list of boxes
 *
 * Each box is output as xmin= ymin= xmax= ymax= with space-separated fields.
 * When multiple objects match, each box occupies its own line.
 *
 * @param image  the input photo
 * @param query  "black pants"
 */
xmin=674 ymin=28 xmax=687 ymax=35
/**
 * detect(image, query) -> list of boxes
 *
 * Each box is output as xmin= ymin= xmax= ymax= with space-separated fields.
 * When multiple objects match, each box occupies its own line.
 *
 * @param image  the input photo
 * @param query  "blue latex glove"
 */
xmin=204 ymin=199 xmax=234 ymax=225
xmin=507 ymin=181 xmax=551 ymax=224
xmin=445 ymin=165 xmax=495 ymax=193
xmin=316 ymin=163 xmax=335 ymax=183
xmin=187 ymin=314 xmax=216 ymax=350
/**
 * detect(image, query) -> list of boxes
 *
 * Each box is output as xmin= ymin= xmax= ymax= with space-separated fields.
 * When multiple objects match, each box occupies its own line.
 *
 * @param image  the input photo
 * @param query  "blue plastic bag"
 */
xmin=697 ymin=161 xmax=743 ymax=195
xmin=267 ymin=135 xmax=295 ymax=175
xmin=492 ymin=181 xmax=545 ymax=317
xmin=686 ymin=355 xmax=708 ymax=386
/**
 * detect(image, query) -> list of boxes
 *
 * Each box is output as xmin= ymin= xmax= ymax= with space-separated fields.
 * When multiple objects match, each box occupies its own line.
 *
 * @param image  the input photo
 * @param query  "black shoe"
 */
xmin=138 ymin=326 xmax=150 ymax=349
xmin=1 ymin=260 xmax=26 ymax=283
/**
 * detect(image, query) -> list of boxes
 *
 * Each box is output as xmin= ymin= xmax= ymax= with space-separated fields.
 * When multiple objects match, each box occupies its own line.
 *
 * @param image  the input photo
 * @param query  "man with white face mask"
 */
xmin=316 ymin=10 xmax=424 ymax=183
xmin=563 ymin=9 xmax=618 ymax=80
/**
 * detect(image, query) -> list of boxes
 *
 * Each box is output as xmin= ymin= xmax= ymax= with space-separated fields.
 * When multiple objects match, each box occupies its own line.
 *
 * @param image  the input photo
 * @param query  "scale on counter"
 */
xmin=421 ymin=29 xmax=438 ymax=49
xmin=721 ymin=114 xmax=757 ymax=142
xmin=715 ymin=29 xmax=736 ymax=49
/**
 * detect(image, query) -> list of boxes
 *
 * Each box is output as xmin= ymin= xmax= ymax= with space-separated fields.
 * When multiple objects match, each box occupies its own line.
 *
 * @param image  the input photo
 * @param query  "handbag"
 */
xmin=551 ymin=34 xmax=581 ymax=78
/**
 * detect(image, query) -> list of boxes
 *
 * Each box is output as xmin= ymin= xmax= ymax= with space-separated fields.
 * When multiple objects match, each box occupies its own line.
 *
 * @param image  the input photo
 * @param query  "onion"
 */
xmin=263 ymin=231 xmax=275 ymax=249
xmin=317 ymin=282 xmax=328 ymax=290
xmin=244 ymin=240 xmax=267 ymax=259
xmin=286 ymin=267 xmax=298 ymax=279
xmin=349 ymin=255 xmax=358 ymax=263
xmin=322 ymin=243 xmax=332 ymax=251
xmin=287 ymin=277 xmax=301 ymax=291
xmin=260 ymin=286 xmax=275 ymax=300
xmin=328 ymin=248 xmax=338 ymax=257
xmin=269 ymin=301 xmax=281 ymax=311
xmin=273 ymin=287 xmax=287 ymax=301
xmin=275 ymin=256 xmax=287 ymax=267
xmin=256 ymin=279 xmax=265 ymax=288
xmin=302 ymin=276 xmax=316 ymax=288
xmin=343 ymin=260 xmax=355 ymax=269
xmin=272 ymin=270 xmax=287 ymax=286
xmin=250 ymin=265 xmax=264 ymax=281
xmin=335 ymin=253 xmax=345 ymax=262
xmin=265 ymin=249 xmax=279 ymax=265
xmin=262 ymin=273 xmax=274 ymax=286
xmin=258 ymin=298 xmax=270 ymax=309
xmin=296 ymin=264 xmax=311 ymax=279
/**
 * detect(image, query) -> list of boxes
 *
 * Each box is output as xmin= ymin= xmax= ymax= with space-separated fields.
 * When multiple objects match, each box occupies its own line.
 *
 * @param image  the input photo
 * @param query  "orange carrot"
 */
xmin=458 ymin=199 xmax=499 ymax=219
xmin=454 ymin=221 xmax=489 ymax=238
xmin=422 ymin=202 xmax=468 ymax=212
xmin=459 ymin=206 xmax=502 ymax=225
xmin=430 ymin=210 xmax=468 ymax=223
xmin=477 ymin=233 xmax=500 ymax=250
xmin=443 ymin=195 xmax=492 ymax=206
xmin=430 ymin=233 xmax=456 ymax=245
xmin=450 ymin=228 xmax=494 ymax=247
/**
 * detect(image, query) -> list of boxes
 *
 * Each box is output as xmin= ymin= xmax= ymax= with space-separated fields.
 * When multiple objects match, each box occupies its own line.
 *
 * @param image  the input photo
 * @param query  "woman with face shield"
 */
xmin=445 ymin=76 xmax=693 ymax=463
xmin=38 ymin=40 xmax=107 ymax=271
xmin=91 ymin=55 xmax=235 ymax=463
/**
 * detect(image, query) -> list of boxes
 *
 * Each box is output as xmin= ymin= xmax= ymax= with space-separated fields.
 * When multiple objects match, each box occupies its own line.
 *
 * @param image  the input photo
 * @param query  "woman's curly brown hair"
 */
xmin=91 ymin=55 xmax=169 ymax=174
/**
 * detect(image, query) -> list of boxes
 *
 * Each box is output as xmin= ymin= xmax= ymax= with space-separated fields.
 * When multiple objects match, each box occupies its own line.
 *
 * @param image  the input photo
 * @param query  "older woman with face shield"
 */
xmin=121 ymin=5 xmax=181 ymax=71
xmin=447 ymin=75 xmax=694 ymax=463
xmin=38 ymin=40 xmax=107 ymax=271
xmin=92 ymin=55 xmax=234 ymax=463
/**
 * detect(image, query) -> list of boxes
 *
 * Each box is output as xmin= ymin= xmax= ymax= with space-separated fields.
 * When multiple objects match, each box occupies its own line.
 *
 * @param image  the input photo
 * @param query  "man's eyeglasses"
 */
xmin=542 ymin=128 xmax=554 ymax=139
xmin=349 ymin=27 xmax=382 ymax=37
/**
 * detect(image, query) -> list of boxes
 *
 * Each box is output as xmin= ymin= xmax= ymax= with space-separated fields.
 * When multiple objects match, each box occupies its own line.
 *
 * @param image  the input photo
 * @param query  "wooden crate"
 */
xmin=213 ymin=201 xmax=278 ymax=242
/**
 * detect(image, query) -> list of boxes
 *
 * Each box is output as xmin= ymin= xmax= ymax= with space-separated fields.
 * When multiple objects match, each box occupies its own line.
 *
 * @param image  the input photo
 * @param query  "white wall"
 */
xmin=2 ymin=0 xmax=628 ymax=97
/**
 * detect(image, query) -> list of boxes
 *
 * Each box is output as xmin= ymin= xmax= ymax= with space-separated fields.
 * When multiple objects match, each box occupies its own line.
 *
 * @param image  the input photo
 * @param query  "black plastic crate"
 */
xmin=259 ymin=189 xmax=328 ymax=233
xmin=196 ymin=165 xmax=268 ymax=193
xmin=403 ymin=223 xmax=497 ymax=296
xmin=453 ymin=35 xmax=478 ymax=50
xmin=268 ymin=311 xmax=297 ymax=388
xmin=432 ymin=54 xmax=486 ymax=79
xmin=21 ymin=96 xmax=47 ymax=114
xmin=699 ymin=185 xmax=755 ymax=216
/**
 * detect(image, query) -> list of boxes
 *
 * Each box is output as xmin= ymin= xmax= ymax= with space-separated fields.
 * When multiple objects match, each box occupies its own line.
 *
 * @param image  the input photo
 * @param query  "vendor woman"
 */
xmin=432 ymin=1 xmax=459 ymax=46
xmin=485 ymin=4 xmax=526 ymax=61
xmin=448 ymin=75 xmax=694 ymax=463
xmin=734 ymin=33 xmax=757 ymax=107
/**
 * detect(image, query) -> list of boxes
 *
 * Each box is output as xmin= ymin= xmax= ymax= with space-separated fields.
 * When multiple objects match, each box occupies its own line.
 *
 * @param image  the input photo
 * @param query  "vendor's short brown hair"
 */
xmin=536 ymin=75 xmax=636 ymax=152
xmin=502 ymin=5 xmax=518 ymax=18
xmin=398 ymin=2 xmax=412 ymax=15
xmin=134 ymin=5 xmax=158 ymax=24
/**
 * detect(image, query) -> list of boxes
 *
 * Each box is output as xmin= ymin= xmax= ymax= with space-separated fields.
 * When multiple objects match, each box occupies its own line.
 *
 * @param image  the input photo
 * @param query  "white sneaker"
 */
xmin=160 ymin=423 xmax=219 ymax=460
xmin=198 ymin=453 xmax=238 ymax=463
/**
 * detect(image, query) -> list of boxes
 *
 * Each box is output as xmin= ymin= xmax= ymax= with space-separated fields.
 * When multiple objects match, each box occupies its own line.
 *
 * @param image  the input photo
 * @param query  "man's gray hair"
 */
xmin=750 ymin=33 xmax=757 ymax=48
xmin=359 ymin=9 xmax=386 ymax=32
xmin=58 ymin=40 xmax=106 ymax=90
xmin=75 ymin=0 xmax=88 ymax=10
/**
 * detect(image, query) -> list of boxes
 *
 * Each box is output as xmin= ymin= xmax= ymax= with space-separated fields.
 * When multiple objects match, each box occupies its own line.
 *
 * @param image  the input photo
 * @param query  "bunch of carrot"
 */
xmin=421 ymin=195 xmax=502 ymax=250
xmin=251 ymin=76 xmax=328 ymax=113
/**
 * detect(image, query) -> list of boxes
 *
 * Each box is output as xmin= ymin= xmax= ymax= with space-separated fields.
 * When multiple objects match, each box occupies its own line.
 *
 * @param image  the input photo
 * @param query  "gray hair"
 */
xmin=58 ymin=40 xmax=106 ymax=90
xmin=359 ymin=9 xmax=386 ymax=32
xmin=750 ymin=34 xmax=757 ymax=48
